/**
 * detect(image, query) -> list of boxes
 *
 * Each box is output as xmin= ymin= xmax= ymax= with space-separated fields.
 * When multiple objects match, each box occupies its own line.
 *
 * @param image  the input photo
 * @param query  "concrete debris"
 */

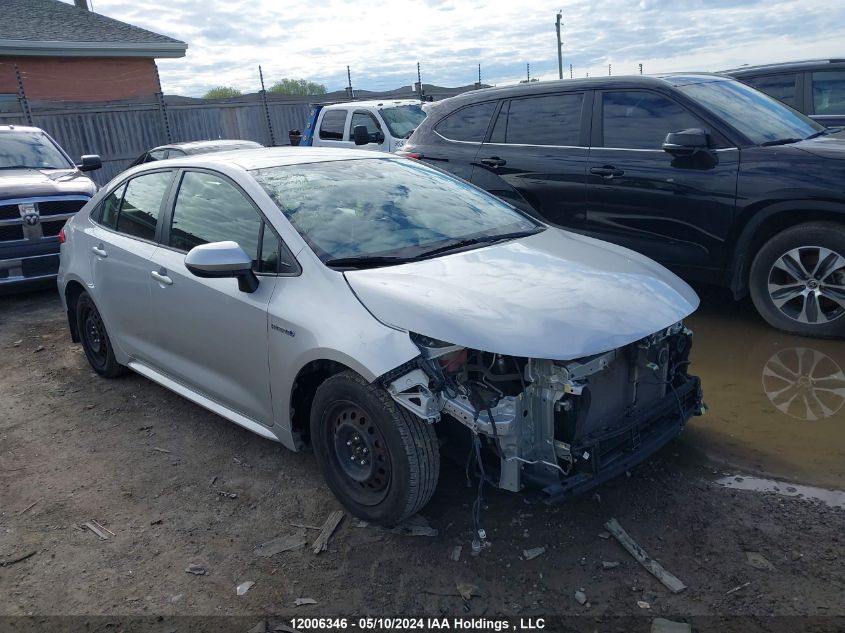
xmin=602 ymin=561 xmax=621 ymax=570
xmin=450 ymin=545 xmax=462 ymax=562
xmin=605 ymin=518 xmax=687 ymax=594
xmin=237 ymin=581 xmax=255 ymax=596
xmin=746 ymin=552 xmax=775 ymax=571
xmin=574 ymin=590 xmax=587 ymax=605
xmin=523 ymin=546 xmax=546 ymax=561
xmin=255 ymin=532 xmax=307 ymax=557
xmin=651 ymin=617 xmax=692 ymax=633
xmin=312 ymin=511 xmax=344 ymax=554
xmin=185 ymin=563 xmax=208 ymax=575
xmin=294 ymin=597 xmax=318 ymax=606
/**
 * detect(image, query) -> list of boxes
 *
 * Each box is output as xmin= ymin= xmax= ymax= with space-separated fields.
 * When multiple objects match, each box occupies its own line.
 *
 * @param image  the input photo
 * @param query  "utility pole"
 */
xmin=475 ymin=63 xmax=482 ymax=89
xmin=555 ymin=11 xmax=563 ymax=79
xmin=527 ymin=63 xmax=530 ymax=82
xmin=346 ymin=66 xmax=354 ymax=100
xmin=415 ymin=62 xmax=425 ymax=100
xmin=570 ymin=63 xmax=573 ymax=79
xmin=608 ymin=63 xmax=611 ymax=76
xmin=639 ymin=63 xmax=643 ymax=75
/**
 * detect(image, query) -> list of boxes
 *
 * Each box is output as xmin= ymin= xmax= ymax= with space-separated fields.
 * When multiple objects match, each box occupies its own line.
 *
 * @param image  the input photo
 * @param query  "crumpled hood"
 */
xmin=0 ymin=168 xmax=95 ymax=200
xmin=345 ymin=228 xmax=699 ymax=360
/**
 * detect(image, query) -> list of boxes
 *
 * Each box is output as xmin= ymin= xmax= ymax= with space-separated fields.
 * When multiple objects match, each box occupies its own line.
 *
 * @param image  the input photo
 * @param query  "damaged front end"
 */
xmin=382 ymin=323 xmax=703 ymax=502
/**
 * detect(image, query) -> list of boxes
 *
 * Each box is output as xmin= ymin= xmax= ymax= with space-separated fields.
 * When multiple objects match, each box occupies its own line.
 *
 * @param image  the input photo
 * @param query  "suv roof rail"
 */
xmin=723 ymin=58 xmax=845 ymax=73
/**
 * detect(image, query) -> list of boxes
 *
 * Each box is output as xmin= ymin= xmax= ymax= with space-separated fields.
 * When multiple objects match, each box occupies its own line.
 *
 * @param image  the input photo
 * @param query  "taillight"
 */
xmin=398 ymin=151 xmax=422 ymax=160
xmin=58 ymin=226 xmax=66 ymax=244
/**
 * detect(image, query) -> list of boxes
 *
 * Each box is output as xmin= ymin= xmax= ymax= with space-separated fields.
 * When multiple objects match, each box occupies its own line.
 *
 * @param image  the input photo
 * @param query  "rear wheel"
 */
xmin=749 ymin=222 xmax=845 ymax=337
xmin=310 ymin=371 xmax=439 ymax=525
xmin=75 ymin=292 xmax=126 ymax=378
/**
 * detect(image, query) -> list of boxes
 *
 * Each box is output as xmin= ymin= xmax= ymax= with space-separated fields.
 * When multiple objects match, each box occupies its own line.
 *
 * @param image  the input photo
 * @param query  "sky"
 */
xmin=70 ymin=0 xmax=845 ymax=97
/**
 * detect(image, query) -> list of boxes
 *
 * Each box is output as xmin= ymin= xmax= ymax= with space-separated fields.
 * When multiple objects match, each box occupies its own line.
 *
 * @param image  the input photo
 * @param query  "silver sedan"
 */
xmin=58 ymin=147 xmax=703 ymax=524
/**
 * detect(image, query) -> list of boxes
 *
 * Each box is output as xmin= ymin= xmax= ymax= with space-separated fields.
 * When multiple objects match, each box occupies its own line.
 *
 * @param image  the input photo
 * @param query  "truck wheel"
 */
xmin=310 ymin=370 xmax=439 ymax=525
xmin=76 ymin=292 xmax=126 ymax=378
xmin=749 ymin=222 xmax=845 ymax=337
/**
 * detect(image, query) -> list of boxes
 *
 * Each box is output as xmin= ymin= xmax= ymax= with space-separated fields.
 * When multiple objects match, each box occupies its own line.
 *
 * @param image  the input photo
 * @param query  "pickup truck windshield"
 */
xmin=0 ymin=131 xmax=73 ymax=170
xmin=380 ymin=105 xmax=427 ymax=138
xmin=252 ymin=158 xmax=540 ymax=263
xmin=677 ymin=79 xmax=824 ymax=146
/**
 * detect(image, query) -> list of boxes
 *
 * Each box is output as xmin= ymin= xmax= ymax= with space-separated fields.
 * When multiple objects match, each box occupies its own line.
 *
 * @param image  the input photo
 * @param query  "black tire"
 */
xmin=75 ymin=292 xmax=126 ymax=378
xmin=749 ymin=222 xmax=845 ymax=338
xmin=310 ymin=370 xmax=439 ymax=525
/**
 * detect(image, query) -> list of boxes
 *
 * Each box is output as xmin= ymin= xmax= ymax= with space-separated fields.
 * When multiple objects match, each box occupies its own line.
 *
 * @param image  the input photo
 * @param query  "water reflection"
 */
xmin=684 ymin=284 xmax=845 ymax=489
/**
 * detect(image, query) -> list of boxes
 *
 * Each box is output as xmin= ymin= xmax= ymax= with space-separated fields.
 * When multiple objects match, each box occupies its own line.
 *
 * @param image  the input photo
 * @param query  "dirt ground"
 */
xmin=1 ymin=287 xmax=843 ymax=633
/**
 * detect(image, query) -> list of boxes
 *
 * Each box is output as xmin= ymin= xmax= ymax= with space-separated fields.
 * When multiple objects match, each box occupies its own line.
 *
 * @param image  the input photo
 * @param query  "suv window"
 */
xmin=100 ymin=171 xmax=171 ymax=240
xmin=350 ymin=111 xmax=383 ymax=143
xmin=169 ymin=170 xmax=287 ymax=274
xmin=602 ymin=91 xmax=701 ymax=150
xmin=744 ymin=74 xmax=798 ymax=108
xmin=494 ymin=93 xmax=583 ymax=146
xmin=435 ymin=101 xmax=497 ymax=142
xmin=319 ymin=110 xmax=347 ymax=140
xmin=812 ymin=71 xmax=845 ymax=115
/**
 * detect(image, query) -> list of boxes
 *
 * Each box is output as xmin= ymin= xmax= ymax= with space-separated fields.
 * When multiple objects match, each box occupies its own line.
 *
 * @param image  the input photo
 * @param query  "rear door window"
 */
xmin=435 ymin=101 xmax=497 ymax=142
xmin=743 ymin=74 xmax=798 ymax=108
xmin=812 ymin=71 xmax=845 ymax=115
xmin=99 ymin=171 xmax=171 ymax=240
xmin=601 ymin=91 xmax=701 ymax=150
xmin=495 ymin=93 xmax=583 ymax=146
xmin=319 ymin=110 xmax=348 ymax=140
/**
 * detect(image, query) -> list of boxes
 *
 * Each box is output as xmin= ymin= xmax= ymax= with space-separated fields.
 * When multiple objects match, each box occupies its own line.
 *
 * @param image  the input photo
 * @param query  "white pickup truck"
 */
xmin=300 ymin=100 xmax=427 ymax=153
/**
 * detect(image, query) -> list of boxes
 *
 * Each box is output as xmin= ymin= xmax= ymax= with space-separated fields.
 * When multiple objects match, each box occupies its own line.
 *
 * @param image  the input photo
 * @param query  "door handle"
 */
xmin=91 ymin=245 xmax=107 ymax=258
xmin=150 ymin=270 xmax=173 ymax=286
xmin=590 ymin=166 xmax=625 ymax=179
xmin=480 ymin=157 xmax=507 ymax=168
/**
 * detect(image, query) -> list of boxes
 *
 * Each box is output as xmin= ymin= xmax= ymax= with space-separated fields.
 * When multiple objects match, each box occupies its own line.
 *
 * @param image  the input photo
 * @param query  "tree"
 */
xmin=268 ymin=78 xmax=327 ymax=96
xmin=203 ymin=86 xmax=242 ymax=99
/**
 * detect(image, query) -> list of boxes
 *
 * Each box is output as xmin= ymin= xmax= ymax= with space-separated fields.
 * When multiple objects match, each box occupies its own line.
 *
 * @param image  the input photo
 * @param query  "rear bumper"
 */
xmin=535 ymin=375 xmax=702 ymax=504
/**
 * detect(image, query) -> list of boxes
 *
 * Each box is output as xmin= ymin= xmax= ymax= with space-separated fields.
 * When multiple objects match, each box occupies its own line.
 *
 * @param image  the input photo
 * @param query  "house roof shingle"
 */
xmin=0 ymin=0 xmax=187 ymax=58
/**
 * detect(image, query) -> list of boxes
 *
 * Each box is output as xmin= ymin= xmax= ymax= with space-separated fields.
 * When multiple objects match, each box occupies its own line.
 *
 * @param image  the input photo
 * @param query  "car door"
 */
xmin=316 ymin=109 xmax=353 ymax=149
xmin=145 ymin=169 xmax=283 ymax=426
xmin=471 ymin=91 xmax=590 ymax=229
xmin=586 ymin=89 xmax=739 ymax=274
xmin=349 ymin=110 xmax=386 ymax=151
xmin=89 ymin=169 xmax=174 ymax=361
xmin=421 ymin=100 xmax=496 ymax=182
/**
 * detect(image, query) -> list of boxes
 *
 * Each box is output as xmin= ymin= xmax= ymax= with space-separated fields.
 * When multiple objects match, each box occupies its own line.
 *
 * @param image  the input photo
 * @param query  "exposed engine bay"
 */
xmin=382 ymin=322 xmax=703 ymax=501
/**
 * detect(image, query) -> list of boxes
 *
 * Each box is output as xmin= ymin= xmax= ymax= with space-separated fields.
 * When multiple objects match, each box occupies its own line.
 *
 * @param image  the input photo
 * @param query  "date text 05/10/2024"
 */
xmin=289 ymin=618 xmax=546 ymax=631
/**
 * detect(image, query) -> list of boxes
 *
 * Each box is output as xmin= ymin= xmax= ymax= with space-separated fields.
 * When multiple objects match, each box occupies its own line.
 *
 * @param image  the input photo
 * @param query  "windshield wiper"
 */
xmin=805 ymin=128 xmax=835 ymax=140
xmin=416 ymin=228 xmax=544 ymax=258
xmin=0 ymin=165 xmax=65 ymax=170
xmin=759 ymin=137 xmax=802 ymax=147
xmin=324 ymin=255 xmax=415 ymax=270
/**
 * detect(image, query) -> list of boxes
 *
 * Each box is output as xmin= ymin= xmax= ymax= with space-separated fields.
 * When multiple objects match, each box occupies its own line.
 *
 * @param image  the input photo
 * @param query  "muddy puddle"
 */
xmin=684 ymin=285 xmax=845 ymax=490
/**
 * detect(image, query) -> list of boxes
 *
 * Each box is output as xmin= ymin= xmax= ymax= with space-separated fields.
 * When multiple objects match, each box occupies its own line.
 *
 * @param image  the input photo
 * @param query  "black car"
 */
xmin=1 ymin=125 xmax=100 ymax=288
xmin=724 ymin=59 xmax=845 ymax=128
xmin=401 ymin=74 xmax=845 ymax=337
xmin=129 ymin=139 xmax=263 ymax=167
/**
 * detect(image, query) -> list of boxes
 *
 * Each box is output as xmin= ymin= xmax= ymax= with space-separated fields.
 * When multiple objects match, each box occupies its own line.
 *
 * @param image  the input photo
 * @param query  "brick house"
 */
xmin=0 ymin=0 xmax=186 ymax=102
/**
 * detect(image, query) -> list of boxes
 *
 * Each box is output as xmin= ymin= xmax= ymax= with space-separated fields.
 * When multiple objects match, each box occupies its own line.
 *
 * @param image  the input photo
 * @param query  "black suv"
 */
xmin=401 ymin=74 xmax=845 ymax=337
xmin=1 ymin=125 xmax=100 ymax=287
xmin=724 ymin=59 xmax=845 ymax=127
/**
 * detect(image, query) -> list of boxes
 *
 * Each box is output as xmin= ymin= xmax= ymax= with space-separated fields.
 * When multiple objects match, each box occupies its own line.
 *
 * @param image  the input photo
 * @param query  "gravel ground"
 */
xmin=1 ymin=289 xmax=843 ymax=633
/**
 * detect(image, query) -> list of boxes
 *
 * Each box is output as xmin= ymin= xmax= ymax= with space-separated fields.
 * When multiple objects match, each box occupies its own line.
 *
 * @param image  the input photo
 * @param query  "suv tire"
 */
xmin=310 ymin=370 xmax=439 ymax=525
xmin=750 ymin=222 xmax=845 ymax=337
xmin=76 ymin=292 xmax=126 ymax=378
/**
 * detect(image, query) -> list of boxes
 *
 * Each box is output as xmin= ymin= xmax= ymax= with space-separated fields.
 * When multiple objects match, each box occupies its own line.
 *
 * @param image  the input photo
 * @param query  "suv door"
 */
xmin=586 ymin=90 xmax=739 ymax=275
xmin=422 ymin=100 xmax=497 ymax=181
xmin=89 ymin=170 xmax=174 ymax=360
xmin=471 ymin=91 xmax=590 ymax=229
xmin=146 ymin=169 xmax=294 ymax=425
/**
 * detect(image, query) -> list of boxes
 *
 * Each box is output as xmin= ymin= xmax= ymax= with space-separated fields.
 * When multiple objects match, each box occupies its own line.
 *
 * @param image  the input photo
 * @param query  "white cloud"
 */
xmin=70 ymin=0 xmax=845 ymax=96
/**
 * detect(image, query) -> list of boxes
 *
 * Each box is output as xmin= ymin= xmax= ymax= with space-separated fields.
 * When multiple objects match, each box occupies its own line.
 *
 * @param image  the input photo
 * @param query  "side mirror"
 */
xmin=184 ymin=241 xmax=258 ymax=293
xmin=662 ymin=128 xmax=708 ymax=157
xmin=374 ymin=130 xmax=385 ymax=144
xmin=78 ymin=154 xmax=102 ymax=172
xmin=352 ymin=125 xmax=370 ymax=145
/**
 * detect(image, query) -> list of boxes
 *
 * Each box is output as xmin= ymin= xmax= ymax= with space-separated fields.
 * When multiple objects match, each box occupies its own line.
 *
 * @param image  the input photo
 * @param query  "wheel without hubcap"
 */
xmin=75 ymin=291 xmax=126 ymax=378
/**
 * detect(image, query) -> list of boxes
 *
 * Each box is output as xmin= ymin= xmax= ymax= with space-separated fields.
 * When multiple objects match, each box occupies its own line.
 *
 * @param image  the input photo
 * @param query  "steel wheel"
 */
xmin=767 ymin=246 xmax=845 ymax=325
xmin=328 ymin=401 xmax=391 ymax=506
xmin=80 ymin=302 xmax=109 ymax=369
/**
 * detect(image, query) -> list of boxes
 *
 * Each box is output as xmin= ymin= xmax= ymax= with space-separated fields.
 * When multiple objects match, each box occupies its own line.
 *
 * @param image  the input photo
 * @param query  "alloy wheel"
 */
xmin=766 ymin=246 xmax=845 ymax=324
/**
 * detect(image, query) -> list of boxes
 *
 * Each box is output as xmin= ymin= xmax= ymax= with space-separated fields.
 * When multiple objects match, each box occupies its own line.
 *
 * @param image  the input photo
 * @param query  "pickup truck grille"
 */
xmin=0 ymin=197 xmax=89 ymax=243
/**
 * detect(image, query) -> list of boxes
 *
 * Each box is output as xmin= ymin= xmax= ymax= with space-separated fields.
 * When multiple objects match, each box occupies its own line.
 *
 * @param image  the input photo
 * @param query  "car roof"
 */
xmin=136 ymin=146 xmax=396 ymax=172
xmin=322 ymin=99 xmax=422 ymax=109
xmin=149 ymin=139 xmax=263 ymax=153
xmin=723 ymin=59 xmax=845 ymax=76
xmin=0 ymin=124 xmax=46 ymax=134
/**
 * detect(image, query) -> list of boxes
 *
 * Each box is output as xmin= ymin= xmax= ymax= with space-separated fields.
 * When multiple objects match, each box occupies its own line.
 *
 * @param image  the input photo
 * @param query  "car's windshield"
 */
xmin=0 ymin=131 xmax=73 ymax=170
xmin=252 ymin=158 xmax=540 ymax=263
xmin=677 ymin=78 xmax=824 ymax=145
xmin=380 ymin=105 xmax=427 ymax=138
